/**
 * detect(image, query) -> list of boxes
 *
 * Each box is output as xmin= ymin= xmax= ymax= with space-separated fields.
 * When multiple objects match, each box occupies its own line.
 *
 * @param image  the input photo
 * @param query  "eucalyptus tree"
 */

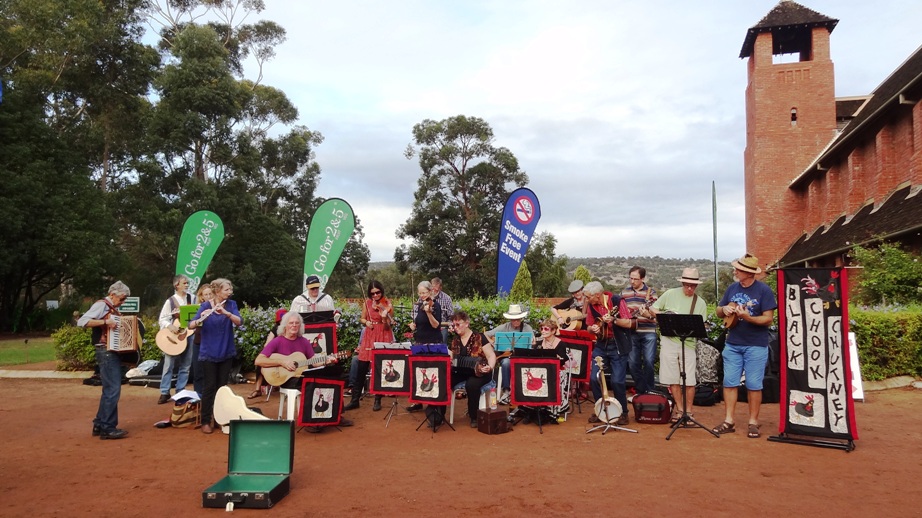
xmin=397 ymin=115 xmax=528 ymax=297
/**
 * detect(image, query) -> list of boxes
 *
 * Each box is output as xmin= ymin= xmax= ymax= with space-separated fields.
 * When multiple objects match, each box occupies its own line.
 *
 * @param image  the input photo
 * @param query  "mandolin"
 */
xmin=262 ymin=350 xmax=351 ymax=386
xmin=593 ymin=356 xmax=622 ymax=423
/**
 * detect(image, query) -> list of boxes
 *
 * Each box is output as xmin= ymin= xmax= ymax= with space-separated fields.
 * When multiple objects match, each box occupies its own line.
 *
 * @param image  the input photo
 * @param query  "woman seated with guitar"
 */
xmin=254 ymin=312 xmax=349 ymax=429
xmin=449 ymin=310 xmax=498 ymax=428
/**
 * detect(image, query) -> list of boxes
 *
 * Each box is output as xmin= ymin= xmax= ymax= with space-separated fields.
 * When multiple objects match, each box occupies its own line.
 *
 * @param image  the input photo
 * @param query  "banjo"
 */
xmin=593 ymin=356 xmax=623 ymax=423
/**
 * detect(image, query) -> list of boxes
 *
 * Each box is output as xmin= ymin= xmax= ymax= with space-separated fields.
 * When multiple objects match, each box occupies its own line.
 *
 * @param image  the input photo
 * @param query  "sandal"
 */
xmin=247 ymin=390 xmax=261 ymax=400
xmin=747 ymin=423 xmax=761 ymax=438
xmin=712 ymin=421 xmax=736 ymax=434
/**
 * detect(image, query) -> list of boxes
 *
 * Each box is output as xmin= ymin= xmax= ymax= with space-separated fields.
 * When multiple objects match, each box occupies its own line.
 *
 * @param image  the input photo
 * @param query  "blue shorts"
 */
xmin=722 ymin=343 xmax=769 ymax=391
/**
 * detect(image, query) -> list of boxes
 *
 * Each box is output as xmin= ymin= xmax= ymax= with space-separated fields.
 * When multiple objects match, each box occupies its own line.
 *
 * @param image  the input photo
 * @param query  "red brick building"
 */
xmin=741 ymin=1 xmax=922 ymax=270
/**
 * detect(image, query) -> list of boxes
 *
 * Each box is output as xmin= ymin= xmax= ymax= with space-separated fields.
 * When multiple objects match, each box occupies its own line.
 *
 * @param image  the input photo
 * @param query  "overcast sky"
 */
xmin=251 ymin=0 xmax=921 ymax=262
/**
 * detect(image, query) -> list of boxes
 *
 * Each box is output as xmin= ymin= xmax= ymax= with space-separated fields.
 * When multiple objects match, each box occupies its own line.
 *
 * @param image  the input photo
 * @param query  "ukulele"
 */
xmin=722 ymin=302 xmax=740 ymax=329
xmin=593 ymin=356 xmax=622 ymax=423
xmin=262 ymin=350 xmax=351 ymax=386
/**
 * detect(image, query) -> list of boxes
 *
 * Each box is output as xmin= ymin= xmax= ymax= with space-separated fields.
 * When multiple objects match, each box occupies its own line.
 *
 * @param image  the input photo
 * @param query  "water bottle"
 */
xmin=489 ymin=388 xmax=497 ymax=410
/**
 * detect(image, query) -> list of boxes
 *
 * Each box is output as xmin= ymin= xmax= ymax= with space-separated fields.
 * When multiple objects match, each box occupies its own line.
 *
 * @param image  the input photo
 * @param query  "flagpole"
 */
xmin=712 ymin=181 xmax=719 ymax=302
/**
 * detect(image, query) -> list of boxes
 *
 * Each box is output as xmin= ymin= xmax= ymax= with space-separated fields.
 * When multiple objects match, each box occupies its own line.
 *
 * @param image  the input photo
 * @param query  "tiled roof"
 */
xmin=740 ymin=1 xmax=838 ymax=58
xmin=776 ymin=185 xmax=922 ymax=267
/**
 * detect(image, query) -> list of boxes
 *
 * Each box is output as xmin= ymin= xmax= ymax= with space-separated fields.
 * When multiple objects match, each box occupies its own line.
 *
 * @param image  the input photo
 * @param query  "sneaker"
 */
xmin=498 ymin=390 xmax=511 ymax=405
xmin=406 ymin=403 xmax=423 ymax=413
xmin=99 ymin=428 xmax=128 ymax=440
xmin=157 ymin=394 xmax=171 ymax=405
xmin=616 ymin=414 xmax=630 ymax=426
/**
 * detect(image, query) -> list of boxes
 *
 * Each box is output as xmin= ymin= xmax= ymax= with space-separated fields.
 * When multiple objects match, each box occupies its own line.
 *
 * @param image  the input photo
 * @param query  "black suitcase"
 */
xmin=202 ymin=420 xmax=294 ymax=510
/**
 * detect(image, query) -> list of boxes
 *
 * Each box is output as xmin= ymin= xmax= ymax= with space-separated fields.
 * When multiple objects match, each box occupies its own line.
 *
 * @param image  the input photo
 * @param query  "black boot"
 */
xmin=343 ymin=390 xmax=360 ymax=411
xmin=372 ymin=395 xmax=382 ymax=412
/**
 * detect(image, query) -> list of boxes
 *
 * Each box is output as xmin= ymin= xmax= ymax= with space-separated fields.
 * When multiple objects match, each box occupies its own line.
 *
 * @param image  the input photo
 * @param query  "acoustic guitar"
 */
xmin=593 ymin=356 xmax=622 ymax=423
xmin=262 ymin=351 xmax=351 ymax=386
xmin=155 ymin=318 xmax=195 ymax=356
xmin=557 ymin=308 xmax=585 ymax=330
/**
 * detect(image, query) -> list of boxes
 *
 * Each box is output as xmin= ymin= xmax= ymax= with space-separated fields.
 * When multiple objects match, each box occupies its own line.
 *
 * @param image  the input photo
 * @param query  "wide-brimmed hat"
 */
xmin=305 ymin=275 xmax=321 ymax=288
xmin=567 ymin=280 xmax=584 ymax=293
xmin=503 ymin=304 xmax=529 ymax=320
xmin=676 ymin=267 xmax=703 ymax=285
xmin=731 ymin=254 xmax=762 ymax=274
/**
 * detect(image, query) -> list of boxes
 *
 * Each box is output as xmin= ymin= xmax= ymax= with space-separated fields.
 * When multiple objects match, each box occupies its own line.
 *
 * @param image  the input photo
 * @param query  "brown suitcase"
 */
xmin=477 ymin=408 xmax=510 ymax=434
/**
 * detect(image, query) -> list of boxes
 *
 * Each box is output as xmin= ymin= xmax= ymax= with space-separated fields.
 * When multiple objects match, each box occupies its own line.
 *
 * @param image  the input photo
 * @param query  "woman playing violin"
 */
xmin=345 ymin=281 xmax=395 ymax=412
xmin=409 ymin=281 xmax=442 ymax=344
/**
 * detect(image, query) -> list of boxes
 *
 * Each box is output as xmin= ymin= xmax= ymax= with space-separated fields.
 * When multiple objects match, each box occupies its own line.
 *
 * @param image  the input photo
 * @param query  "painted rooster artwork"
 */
xmin=419 ymin=370 xmax=437 ymax=392
xmin=383 ymin=360 xmax=400 ymax=383
xmin=801 ymin=271 xmax=840 ymax=304
xmin=791 ymin=394 xmax=815 ymax=418
xmin=525 ymin=370 xmax=546 ymax=391
xmin=314 ymin=392 xmax=329 ymax=413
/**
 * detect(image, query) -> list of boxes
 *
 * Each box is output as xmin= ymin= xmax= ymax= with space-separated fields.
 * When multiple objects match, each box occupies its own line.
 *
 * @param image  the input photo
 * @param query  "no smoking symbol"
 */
xmin=514 ymin=197 xmax=534 ymax=224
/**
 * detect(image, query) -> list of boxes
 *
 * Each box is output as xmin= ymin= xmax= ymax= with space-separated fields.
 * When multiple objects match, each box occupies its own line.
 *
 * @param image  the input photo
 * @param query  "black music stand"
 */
xmin=656 ymin=313 xmax=719 ymax=440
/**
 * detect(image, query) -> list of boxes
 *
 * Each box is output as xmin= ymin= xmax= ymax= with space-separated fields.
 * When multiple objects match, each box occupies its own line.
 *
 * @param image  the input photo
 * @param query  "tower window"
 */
xmin=791 ymin=107 xmax=798 ymax=126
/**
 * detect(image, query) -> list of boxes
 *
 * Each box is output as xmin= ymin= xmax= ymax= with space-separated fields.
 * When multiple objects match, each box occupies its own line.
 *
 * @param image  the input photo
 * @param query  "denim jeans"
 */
xmin=628 ymin=331 xmax=658 ymax=394
xmin=160 ymin=341 xmax=193 ymax=395
xmin=94 ymin=347 xmax=122 ymax=432
xmin=590 ymin=340 xmax=629 ymax=415
xmin=500 ymin=357 xmax=511 ymax=391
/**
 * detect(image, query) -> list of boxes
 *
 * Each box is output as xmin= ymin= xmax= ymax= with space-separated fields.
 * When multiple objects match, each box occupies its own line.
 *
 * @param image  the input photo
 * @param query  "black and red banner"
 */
xmin=777 ymin=268 xmax=858 ymax=442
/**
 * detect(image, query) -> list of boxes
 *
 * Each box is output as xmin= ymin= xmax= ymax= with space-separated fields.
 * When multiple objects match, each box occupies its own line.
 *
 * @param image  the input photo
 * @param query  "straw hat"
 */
xmin=731 ymin=254 xmax=762 ymax=274
xmin=676 ymin=267 xmax=703 ymax=285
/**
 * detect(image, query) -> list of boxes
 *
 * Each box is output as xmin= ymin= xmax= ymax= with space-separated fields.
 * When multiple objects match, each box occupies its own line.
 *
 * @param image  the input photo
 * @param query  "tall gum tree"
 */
xmin=397 ymin=115 xmax=528 ymax=297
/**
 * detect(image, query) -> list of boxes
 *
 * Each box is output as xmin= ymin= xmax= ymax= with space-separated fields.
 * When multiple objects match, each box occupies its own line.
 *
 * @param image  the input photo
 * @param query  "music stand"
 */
xmin=656 ymin=313 xmax=719 ymax=440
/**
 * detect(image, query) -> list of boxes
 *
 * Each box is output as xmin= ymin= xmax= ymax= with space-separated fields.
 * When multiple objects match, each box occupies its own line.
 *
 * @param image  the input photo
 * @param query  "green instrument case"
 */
xmin=202 ymin=420 xmax=294 ymax=510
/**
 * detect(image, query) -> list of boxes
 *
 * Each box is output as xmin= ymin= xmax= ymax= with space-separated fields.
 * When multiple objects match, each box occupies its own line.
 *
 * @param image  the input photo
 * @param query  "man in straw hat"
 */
xmin=711 ymin=254 xmax=777 ymax=439
xmin=649 ymin=267 xmax=709 ymax=423
xmin=486 ymin=303 xmax=535 ymax=404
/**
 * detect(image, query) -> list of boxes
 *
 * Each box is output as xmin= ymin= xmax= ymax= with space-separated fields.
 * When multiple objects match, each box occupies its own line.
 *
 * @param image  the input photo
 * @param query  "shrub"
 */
xmin=52 ymin=325 xmax=95 ymax=370
xmin=850 ymin=305 xmax=922 ymax=380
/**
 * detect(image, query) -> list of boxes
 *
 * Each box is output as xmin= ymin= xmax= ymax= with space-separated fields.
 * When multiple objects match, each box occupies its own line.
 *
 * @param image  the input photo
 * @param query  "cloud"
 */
xmin=255 ymin=1 xmax=922 ymax=262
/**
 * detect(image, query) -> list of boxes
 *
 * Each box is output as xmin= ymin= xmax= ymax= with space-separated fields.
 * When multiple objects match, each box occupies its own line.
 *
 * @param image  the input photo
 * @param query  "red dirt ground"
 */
xmin=1 ymin=368 xmax=920 ymax=517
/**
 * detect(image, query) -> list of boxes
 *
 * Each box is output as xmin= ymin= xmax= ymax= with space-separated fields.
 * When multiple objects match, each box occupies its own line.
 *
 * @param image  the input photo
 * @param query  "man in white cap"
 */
xmin=551 ymin=280 xmax=587 ymax=330
xmin=486 ymin=303 xmax=535 ymax=403
xmin=712 ymin=254 xmax=777 ymax=439
xmin=290 ymin=275 xmax=336 ymax=314
xmin=649 ymin=267 xmax=708 ymax=423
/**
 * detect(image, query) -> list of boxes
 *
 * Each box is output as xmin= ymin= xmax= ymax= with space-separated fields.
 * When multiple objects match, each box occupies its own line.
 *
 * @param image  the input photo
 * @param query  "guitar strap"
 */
xmin=689 ymin=294 xmax=699 ymax=315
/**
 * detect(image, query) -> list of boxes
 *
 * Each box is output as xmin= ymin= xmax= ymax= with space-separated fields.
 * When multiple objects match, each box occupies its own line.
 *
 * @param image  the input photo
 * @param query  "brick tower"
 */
xmin=740 ymin=1 xmax=839 ymax=270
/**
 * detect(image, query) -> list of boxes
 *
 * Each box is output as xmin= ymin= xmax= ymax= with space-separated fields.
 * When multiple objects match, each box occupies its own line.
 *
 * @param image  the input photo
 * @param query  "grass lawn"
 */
xmin=0 ymin=336 xmax=56 ymax=366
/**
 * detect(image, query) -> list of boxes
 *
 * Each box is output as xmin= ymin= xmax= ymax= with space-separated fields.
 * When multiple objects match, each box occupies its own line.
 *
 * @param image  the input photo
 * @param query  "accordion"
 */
xmin=107 ymin=315 xmax=141 ymax=353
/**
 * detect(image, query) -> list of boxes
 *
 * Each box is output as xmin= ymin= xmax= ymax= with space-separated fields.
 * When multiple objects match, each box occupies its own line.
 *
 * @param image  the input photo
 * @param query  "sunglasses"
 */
xmin=370 ymin=290 xmax=381 ymax=295
xmin=541 ymin=326 xmax=553 ymax=331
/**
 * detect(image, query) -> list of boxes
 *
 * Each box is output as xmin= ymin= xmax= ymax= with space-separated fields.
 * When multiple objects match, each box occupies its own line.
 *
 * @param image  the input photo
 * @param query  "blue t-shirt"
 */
xmin=719 ymin=280 xmax=777 ymax=347
xmin=194 ymin=299 xmax=241 ymax=362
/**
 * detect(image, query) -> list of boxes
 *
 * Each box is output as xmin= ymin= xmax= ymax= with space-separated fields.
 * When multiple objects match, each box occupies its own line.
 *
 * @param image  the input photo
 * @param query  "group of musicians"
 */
xmin=82 ymin=253 xmax=776 ymax=440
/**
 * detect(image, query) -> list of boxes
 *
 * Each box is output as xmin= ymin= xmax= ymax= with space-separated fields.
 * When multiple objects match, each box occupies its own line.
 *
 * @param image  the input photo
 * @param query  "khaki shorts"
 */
xmin=658 ymin=337 xmax=697 ymax=386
